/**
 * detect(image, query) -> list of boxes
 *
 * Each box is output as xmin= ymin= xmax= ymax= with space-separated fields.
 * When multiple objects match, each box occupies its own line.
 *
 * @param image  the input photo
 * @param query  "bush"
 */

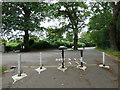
xmin=5 ymin=42 xmax=21 ymax=52
xmin=78 ymin=43 xmax=84 ymax=48
xmin=85 ymin=42 xmax=96 ymax=47
xmin=0 ymin=67 xmax=6 ymax=72
xmin=29 ymin=39 xmax=35 ymax=46
xmin=50 ymin=41 xmax=73 ymax=48
xmin=31 ymin=40 xmax=50 ymax=50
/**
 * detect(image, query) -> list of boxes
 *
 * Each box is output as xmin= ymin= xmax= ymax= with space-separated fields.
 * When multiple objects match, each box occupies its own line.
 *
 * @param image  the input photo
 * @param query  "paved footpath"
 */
xmin=1 ymin=48 xmax=120 ymax=88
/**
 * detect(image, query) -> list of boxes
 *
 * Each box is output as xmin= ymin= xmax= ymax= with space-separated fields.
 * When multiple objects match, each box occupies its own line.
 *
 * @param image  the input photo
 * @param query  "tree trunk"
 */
xmin=22 ymin=5 xmax=31 ymax=51
xmin=73 ymin=32 xmax=78 ymax=50
xmin=23 ymin=30 xmax=29 ymax=51
xmin=109 ymin=23 xmax=118 ymax=51
xmin=109 ymin=2 xmax=120 ymax=51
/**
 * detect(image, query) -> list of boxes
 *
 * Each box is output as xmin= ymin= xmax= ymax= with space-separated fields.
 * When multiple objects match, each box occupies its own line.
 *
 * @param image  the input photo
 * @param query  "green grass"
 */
xmin=0 ymin=67 xmax=6 ymax=72
xmin=6 ymin=42 xmax=19 ymax=47
xmin=95 ymin=47 xmax=120 ymax=60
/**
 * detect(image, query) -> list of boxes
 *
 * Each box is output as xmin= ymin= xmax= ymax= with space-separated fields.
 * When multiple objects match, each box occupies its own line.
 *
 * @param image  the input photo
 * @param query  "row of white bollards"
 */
xmin=12 ymin=52 xmax=47 ymax=84
xmin=12 ymin=51 xmax=110 ymax=84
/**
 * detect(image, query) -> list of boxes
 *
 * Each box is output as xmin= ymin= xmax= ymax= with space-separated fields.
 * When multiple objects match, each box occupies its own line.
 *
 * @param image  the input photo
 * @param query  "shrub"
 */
xmin=0 ymin=67 xmax=6 ymax=72
xmin=5 ymin=42 xmax=21 ymax=51
xmin=31 ymin=40 xmax=50 ymax=50
xmin=50 ymin=41 xmax=73 ymax=48
xmin=78 ymin=43 xmax=83 ymax=48
xmin=29 ymin=39 xmax=35 ymax=46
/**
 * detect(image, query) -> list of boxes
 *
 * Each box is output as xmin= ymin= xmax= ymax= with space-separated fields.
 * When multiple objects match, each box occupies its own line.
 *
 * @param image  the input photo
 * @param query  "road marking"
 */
xmin=74 ymin=58 xmax=77 ymax=61
xmin=68 ymin=62 xmax=72 ymax=65
xmin=75 ymin=62 xmax=79 ymax=65
xmin=56 ymin=58 xmax=59 ymax=61
xmin=21 ymin=64 xmax=115 ymax=68
xmin=68 ymin=58 xmax=71 ymax=61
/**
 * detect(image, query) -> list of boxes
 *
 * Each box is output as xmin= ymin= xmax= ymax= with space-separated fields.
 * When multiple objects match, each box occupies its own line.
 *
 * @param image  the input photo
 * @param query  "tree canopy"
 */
xmin=1 ymin=1 xmax=120 ymax=51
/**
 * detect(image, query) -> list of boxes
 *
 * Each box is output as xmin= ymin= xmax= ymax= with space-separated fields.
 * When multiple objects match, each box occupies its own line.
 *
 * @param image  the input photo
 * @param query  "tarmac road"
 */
xmin=1 ymin=48 xmax=119 ymax=88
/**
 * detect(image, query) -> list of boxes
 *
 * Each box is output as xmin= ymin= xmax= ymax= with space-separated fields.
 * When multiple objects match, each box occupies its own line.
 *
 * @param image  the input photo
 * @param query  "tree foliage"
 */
xmin=48 ymin=2 xmax=90 ymax=50
xmin=2 ymin=2 xmax=49 ymax=51
xmin=88 ymin=2 xmax=120 ymax=51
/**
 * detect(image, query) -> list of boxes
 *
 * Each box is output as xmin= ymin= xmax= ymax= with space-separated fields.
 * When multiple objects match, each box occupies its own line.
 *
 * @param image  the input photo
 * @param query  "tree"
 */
xmin=50 ymin=2 xmax=90 ymax=50
xmin=88 ymin=2 xmax=120 ymax=51
xmin=46 ymin=27 xmax=65 ymax=42
xmin=2 ymin=2 xmax=48 ymax=51
xmin=109 ymin=2 xmax=120 ymax=51
xmin=66 ymin=31 xmax=73 ymax=42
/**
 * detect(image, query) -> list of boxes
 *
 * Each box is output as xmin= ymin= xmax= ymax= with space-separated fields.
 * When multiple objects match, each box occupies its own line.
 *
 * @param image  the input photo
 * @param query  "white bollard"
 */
xmin=12 ymin=54 xmax=27 ymax=84
xmin=103 ymin=52 xmax=105 ymax=66
xmin=35 ymin=52 xmax=46 ymax=74
xmin=99 ymin=52 xmax=110 ymax=69
xmin=18 ymin=54 xmax=21 ymax=76
xmin=40 ymin=52 xmax=42 ymax=69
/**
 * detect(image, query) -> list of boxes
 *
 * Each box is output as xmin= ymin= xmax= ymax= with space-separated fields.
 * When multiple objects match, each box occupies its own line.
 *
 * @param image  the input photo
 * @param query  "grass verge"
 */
xmin=0 ymin=67 xmax=6 ymax=72
xmin=95 ymin=47 xmax=120 ymax=60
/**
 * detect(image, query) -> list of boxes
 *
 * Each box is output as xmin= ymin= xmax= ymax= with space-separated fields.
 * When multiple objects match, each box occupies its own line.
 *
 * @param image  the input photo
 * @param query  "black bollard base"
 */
xmin=40 ymin=66 xmax=42 ymax=69
xmin=103 ymin=64 xmax=105 ymax=66
xmin=80 ymin=62 xmax=83 ymax=67
xmin=18 ymin=74 xmax=21 ymax=77
xmin=99 ymin=64 xmax=110 ymax=69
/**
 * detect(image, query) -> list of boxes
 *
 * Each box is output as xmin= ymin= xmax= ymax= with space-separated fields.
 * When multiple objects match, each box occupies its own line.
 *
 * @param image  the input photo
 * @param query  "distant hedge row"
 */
xmin=4 ymin=40 xmax=95 ymax=52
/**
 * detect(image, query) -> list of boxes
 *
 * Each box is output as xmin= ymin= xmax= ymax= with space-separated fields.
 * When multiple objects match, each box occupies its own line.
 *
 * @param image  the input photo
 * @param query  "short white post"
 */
xmin=99 ymin=52 xmax=110 ymax=69
xmin=18 ymin=54 xmax=21 ymax=76
xmin=12 ymin=54 xmax=27 ymax=84
xmin=35 ymin=52 xmax=47 ymax=74
xmin=40 ymin=52 xmax=42 ymax=69
xmin=102 ymin=52 xmax=105 ymax=66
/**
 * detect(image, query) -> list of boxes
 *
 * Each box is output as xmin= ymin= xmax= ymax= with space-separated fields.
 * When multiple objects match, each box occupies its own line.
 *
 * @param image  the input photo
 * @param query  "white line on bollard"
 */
xmin=18 ymin=54 xmax=21 ymax=76
xmin=80 ymin=57 xmax=83 ymax=62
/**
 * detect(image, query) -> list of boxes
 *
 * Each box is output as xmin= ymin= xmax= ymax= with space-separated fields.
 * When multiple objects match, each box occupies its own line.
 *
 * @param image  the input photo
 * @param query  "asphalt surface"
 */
xmin=1 ymin=48 xmax=119 ymax=88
